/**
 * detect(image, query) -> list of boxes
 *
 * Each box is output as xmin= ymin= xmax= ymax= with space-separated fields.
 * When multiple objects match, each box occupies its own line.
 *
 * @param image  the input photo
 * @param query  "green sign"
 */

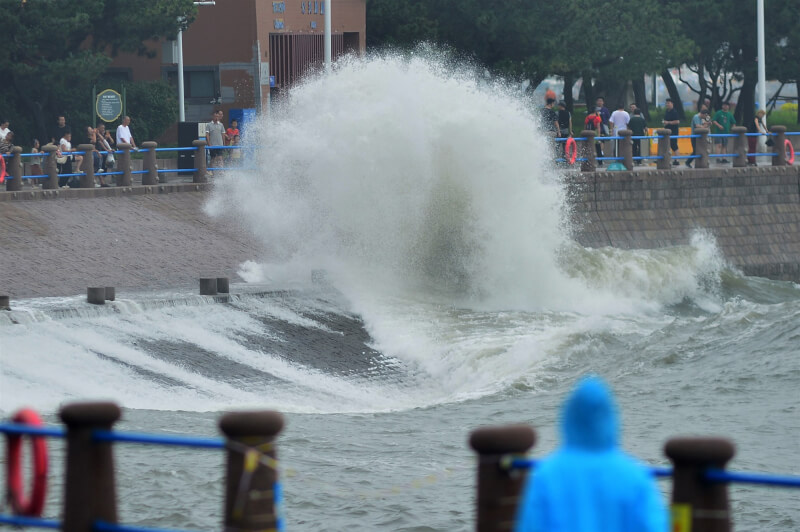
xmin=96 ymin=89 xmax=123 ymax=123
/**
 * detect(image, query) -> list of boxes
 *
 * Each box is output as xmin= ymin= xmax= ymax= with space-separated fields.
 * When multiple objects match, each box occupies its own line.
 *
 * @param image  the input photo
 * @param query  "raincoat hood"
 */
xmin=561 ymin=376 xmax=618 ymax=450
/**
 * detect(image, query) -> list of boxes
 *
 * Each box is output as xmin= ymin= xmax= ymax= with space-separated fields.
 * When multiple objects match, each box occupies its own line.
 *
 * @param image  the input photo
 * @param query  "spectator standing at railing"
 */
xmin=96 ymin=123 xmax=115 ymax=172
xmin=628 ymin=110 xmax=647 ymax=164
xmin=86 ymin=126 xmax=109 ymax=187
xmin=687 ymin=107 xmax=711 ymax=168
xmin=595 ymin=97 xmax=611 ymax=136
xmin=57 ymin=131 xmax=82 ymax=187
xmin=205 ymin=109 xmax=226 ymax=172
xmin=662 ymin=98 xmax=680 ymax=166
xmin=51 ymin=115 xmax=70 ymax=145
xmin=712 ymin=102 xmax=735 ymax=164
xmin=116 ymin=116 xmax=137 ymax=150
xmin=0 ymin=131 xmax=13 ymax=154
xmin=609 ymin=103 xmax=630 ymax=157
xmin=540 ymin=98 xmax=559 ymax=138
xmin=30 ymin=139 xmax=43 ymax=185
xmin=556 ymin=101 xmax=572 ymax=161
xmin=747 ymin=109 xmax=767 ymax=166
xmin=514 ymin=375 xmax=667 ymax=532
xmin=225 ymin=119 xmax=240 ymax=163
xmin=585 ymin=108 xmax=605 ymax=166
xmin=0 ymin=118 xmax=10 ymax=140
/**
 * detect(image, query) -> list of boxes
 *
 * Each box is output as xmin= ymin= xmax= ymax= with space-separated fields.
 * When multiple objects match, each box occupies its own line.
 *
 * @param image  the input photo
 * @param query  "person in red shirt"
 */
xmin=225 ymin=119 xmax=240 ymax=145
xmin=584 ymin=107 xmax=605 ymax=165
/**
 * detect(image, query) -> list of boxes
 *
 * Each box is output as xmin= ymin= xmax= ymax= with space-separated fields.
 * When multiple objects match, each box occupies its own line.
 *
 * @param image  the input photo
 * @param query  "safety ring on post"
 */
xmin=0 ymin=153 xmax=7 ymax=184
xmin=565 ymin=137 xmax=578 ymax=165
xmin=786 ymin=139 xmax=795 ymax=165
xmin=6 ymin=408 xmax=48 ymax=517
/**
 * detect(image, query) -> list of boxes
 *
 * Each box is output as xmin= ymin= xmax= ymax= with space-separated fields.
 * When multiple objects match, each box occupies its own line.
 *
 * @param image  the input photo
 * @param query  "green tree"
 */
xmin=0 ymin=0 xmax=195 ymax=145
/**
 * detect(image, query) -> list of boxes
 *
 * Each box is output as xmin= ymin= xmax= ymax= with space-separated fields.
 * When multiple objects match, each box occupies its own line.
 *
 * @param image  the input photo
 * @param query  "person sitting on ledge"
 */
xmin=514 ymin=376 xmax=667 ymax=532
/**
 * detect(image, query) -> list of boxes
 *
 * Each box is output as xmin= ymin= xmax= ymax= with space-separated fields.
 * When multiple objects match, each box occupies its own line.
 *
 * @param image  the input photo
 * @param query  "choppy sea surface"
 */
xmin=2 ymin=52 xmax=799 ymax=530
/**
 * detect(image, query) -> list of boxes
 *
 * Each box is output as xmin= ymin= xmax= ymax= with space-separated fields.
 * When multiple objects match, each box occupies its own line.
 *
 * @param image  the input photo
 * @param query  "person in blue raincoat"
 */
xmin=514 ymin=376 xmax=668 ymax=532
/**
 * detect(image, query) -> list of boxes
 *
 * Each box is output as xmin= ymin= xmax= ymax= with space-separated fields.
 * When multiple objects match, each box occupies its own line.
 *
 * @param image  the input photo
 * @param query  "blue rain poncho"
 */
xmin=514 ymin=376 xmax=668 ymax=532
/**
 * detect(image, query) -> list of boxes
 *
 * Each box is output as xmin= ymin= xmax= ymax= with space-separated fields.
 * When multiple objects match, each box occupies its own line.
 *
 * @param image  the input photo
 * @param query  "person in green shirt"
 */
xmin=712 ymin=102 xmax=736 ymax=163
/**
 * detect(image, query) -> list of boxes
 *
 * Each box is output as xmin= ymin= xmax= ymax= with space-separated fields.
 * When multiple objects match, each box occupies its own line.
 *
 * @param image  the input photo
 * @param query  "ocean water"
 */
xmin=2 ymin=53 xmax=799 ymax=531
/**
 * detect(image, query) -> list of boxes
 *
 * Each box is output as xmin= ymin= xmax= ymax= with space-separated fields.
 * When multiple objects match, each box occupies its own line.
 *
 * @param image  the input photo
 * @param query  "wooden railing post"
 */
xmin=117 ymin=143 xmax=132 ymax=186
xmin=219 ymin=411 xmax=285 ymax=531
xmin=192 ymin=140 xmax=207 ymax=183
xmin=469 ymin=425 xmax=536 ymax=532
xmin=6 ymin=146 xmax=23 ymax=191
xmin=619 ymin=129 xmax=633 ymax=170
xmin=142 ymin=141 xmax=158 ymax=185
xmin=77 ymin=144 xmax=95 ymax=188
xmin=665 ymin=437 xmax=735 ymax=532
xmin=771 ymin=125 xmax=787 ymax=166
xmin=695 ymin=128 xmax=710 ymax=169
xmin=580 ymin=130 xmax=596 ymax=172
xmin=657 ymin=128 xmax=672 ymax=169
xmin=732 ymin=126 xmax=747 ymax=168
xmin=42 ymin=145 xmax=59 ymax=190
xmin=60 ymin=402 xmax=121 ymax=532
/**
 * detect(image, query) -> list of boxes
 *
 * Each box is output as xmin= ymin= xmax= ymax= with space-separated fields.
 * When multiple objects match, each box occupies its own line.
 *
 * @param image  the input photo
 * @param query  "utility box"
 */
xmin=178 ymin=121 xmax=200 ymax=171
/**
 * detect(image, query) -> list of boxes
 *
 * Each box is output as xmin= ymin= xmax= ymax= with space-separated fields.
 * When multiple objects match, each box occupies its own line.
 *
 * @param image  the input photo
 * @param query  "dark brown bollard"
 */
xmin=656 ymin=128 xmax=672 ymax=169
xmin=192 ymin=139 xmax=208 ymax=183
xmin=60 ymin=402 xmax=121 ymax=532
xmin=732 ymin=126 xmax=747 ymax=168
xmin=216 ymin=277 xmax=230 ymax=294
xmin=105 ymin=287 xmax=116 ymax=301
xmin=43 ymin=144 xmax=59 ymax=190
xmin=200 ymin=278 xmax=218 ymax=295
xmin=0 ymin=295 xmax=10 ymax=310
xmin=7 ymin=146 xmax=23 ymax=192
xmin=579 ymin=130 xmax=596 ymax=172
xmin=219 ymin=411 xmax=285 ymax=532
xmin=665 ymin=438 xmax=736 ymax=532
xmin=117 ymin=143 xmax=132 ymax=187
xmin=469 ymin=424 xmax=536 ymax=532
xmin=695 ymin=127 xmax=710 ymax=169
xmin=87 ymin=287 xmax=106 ymax=305
xmin=142 ymin=141 xmax=158 ymax=185
xmin=771 ymin=125 xmax=787 ymax=166
xmin=619 ymin=129 xmax=633 ymax=170
xmin=77 ymin=144 xmax=95 ymax=188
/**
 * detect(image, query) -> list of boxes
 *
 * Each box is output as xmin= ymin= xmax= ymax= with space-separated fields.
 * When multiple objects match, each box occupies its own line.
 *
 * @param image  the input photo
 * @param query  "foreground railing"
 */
xmin=2 ymin=403 xmax=800 ymax=532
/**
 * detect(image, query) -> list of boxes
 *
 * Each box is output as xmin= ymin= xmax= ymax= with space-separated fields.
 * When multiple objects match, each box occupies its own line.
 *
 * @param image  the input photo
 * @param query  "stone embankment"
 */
xmin=1 ymin=164 xmax=800 ymax=301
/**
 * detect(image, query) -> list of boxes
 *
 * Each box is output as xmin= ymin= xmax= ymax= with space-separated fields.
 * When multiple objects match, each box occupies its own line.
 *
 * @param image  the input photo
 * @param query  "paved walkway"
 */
xmin=0 ymin=191 xmax=260 ymax=299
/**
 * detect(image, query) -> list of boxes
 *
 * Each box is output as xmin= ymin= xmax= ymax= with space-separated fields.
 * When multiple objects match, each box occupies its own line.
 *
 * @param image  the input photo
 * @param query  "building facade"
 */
xmin=109 ymin=0 xmax=365 ymax=141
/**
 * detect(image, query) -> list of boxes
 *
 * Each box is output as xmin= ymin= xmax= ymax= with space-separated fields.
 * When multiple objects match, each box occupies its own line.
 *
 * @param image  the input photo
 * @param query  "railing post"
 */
xmin=695 ymin=128 xmax=710 ymax=169
xmin=42 ymin=145 xmax=59 ymax=190
xmin=580 ymin=130 xmax=596 ymax=172
xmin=77 ymin=144 xmax=95 ymax=188
xmin=117 ymin=143 xmax=132 ymax=186
xmin=142 ymin=141 xmax=158 ymax=185
xmin=664 ymin=438 xmax=735 ymax=532
xmin=469 ymin=425 xmax=536 ymax=532
xmin=771 ymin=125 xmax=787 ymax=166
xmin=732 ymin=126 xmax=747 ymax=168
xmin=60 ymin=402 xmax=121 ymax=532
xmin=219 ymin=411 xmax=285 ymax=532
xmin=192 ymin=139 xmax=208 ymax=183
xmin=619 ymin=129 xmax=633 ymax=170
xmin=6 ymin=146 xmax=23 ymax=191
xmin=657 ymin=128 xmax=672 ymax=169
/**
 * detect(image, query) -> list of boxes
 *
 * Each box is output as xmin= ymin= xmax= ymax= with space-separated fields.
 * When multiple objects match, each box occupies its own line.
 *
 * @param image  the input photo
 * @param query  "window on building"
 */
xmin=164 ymin=67 xmax=219 ymax=101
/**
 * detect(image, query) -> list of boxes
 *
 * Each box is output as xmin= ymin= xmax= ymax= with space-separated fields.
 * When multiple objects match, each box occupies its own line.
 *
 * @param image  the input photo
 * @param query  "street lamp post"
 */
xmin=177 ymin=2 xmax=216 ymax=123
xmin=324 ymin=0 xmax=331 ymax=71
xmin=756 ymin=0 xmax=766 ymax=121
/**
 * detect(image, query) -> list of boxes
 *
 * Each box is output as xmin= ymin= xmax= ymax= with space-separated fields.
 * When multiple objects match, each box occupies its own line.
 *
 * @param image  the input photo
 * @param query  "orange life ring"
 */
xmin=0 ymin=153 xmax=7 ymax=184
xmin=786 ymin=139 xmax=795 ymax=165
xmin=565 ymin=137 xmax=577 ymax=165
xmin=6 ymin=409 xmax=48 ymax=517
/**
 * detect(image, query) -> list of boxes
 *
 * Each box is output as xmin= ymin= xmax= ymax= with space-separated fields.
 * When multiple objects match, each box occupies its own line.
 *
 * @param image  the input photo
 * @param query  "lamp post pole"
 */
xmin=757 ymin=0 xmax=766 ymax=121
xmin=324 ymin=0 xmax=331 ymax=71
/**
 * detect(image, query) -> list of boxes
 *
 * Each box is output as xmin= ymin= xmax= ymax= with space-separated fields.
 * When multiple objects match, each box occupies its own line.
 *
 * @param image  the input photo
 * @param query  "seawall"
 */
xmin=567 ymin=165 xmax=800 ymax=281
xmin=1 ymin=165 xmax=800 ymax=300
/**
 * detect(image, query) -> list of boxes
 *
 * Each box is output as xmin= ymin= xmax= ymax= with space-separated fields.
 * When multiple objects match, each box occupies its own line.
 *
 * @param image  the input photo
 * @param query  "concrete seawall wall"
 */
xmin=2 ymin=166 xmax=800 ymax=300
xmin=567 ymin=165 xmax=800 ymax=281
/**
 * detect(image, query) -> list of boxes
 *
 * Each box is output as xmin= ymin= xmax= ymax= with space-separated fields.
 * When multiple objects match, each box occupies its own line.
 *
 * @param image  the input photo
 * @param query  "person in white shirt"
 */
xmin=57 ymin=131 xmax=83 ymax=186
xmin=116 ymin=115 xmax=137 ymax=149
xmin=608 ymin=104 xmax=631 ymax=157
xmin=0 ymin=119 xmax=10 ymax=140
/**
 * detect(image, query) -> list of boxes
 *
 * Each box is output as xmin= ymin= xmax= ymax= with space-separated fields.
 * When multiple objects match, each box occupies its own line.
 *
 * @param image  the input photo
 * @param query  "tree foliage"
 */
xmin=0 ymin=0 xmax=196 ymax=145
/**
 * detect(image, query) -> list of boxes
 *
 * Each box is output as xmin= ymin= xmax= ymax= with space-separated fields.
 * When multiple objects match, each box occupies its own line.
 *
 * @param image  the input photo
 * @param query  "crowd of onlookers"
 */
xmin=0 ymin=109 xmax=243 ymax=186
xmin=541 ymin=93 xmax=773 ymax=167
